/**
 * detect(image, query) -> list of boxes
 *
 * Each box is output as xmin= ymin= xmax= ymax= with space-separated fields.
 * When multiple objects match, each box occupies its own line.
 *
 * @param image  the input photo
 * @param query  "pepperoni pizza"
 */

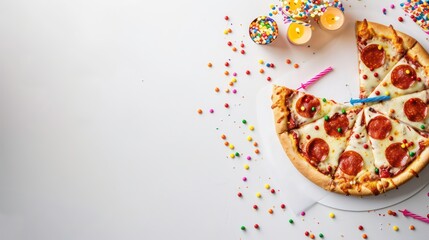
xmin=271 ymin=20 xmax=429 ymax=196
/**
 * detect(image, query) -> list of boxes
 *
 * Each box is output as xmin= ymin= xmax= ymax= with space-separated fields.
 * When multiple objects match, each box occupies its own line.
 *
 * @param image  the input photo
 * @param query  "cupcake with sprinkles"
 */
xmin=249 ymin=16 xmax=279 ymax=45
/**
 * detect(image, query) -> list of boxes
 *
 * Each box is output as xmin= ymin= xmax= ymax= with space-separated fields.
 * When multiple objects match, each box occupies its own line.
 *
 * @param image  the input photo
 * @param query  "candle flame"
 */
xmin=295 ymin=27 xmax=300 ymax=34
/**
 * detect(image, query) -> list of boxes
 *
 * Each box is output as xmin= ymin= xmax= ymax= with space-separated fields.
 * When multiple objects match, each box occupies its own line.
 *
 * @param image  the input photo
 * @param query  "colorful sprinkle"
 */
xmin=281 ymin=204 xmax=286 ymax=209
xmin=197 ymin=109 xmax=203 ymax=114
xmin=268 ymin=208 xmax=273 ymax=214
xmin=264 ymin=184 xmax=270 ymax=189
xmin=289 ymin=219 xmax=294 ymax=224
xmin=249 ymin=125 xmax=255 ymax=131
xmin=393 ymin=225 xmax=399 ymax=231
xmin=409 ymin=225 xmax=415 ymax=230
xmin=244 ymin=164 xmax=249 ymax=170
xmin=247 ymin=136 xmax=252 ymax=141
xmin=254 ymin=224 xmax=259 ymax=229
xmin=362 ymin=233 xmax=367 ymax=239
xmin=240 ymin=225 xmax=246 ymax=231
xmin=256 ymin=192 xmax=261 ymax=198
xmin=329 ymin=212 xmax=335 ymax=218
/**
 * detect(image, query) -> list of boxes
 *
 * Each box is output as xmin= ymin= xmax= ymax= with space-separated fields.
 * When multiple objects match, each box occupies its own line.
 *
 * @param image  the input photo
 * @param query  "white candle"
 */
xmin=319 ymin=7 xmax=345 ymax=31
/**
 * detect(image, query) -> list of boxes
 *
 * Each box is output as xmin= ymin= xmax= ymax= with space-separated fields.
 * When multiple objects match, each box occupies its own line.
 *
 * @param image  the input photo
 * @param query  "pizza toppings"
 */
xmin=306 ymin=138 xmax=329 ymax=165
xmin=391 ymin=65 xmax=416 ymax=89
xmin=367 ymin=115 xmax=392 ymax=140
xmin=296 ymin=94 xmax=320 ymax=118
xmin=338 ymin=151 xmax=364 ymax=176
xmin=361 ymin=44 xmax=385 ymax=69
xmin=385 ymin=142 xmax=409 ymax=168
xmin=404 ymin=98 xmax=427 ymax=122
xmin=324 ymin=113 xmax=349 ymax=137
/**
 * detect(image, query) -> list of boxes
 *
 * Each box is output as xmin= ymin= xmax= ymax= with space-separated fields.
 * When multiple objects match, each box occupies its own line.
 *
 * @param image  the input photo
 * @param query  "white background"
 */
xmin=0 ymin=0 xmax=428 ymax=239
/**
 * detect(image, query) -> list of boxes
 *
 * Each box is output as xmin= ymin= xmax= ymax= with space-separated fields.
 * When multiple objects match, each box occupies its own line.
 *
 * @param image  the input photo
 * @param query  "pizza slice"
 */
xmin=356 ymin=19 xmax=416 ymax=98
xmin=277 ymin=105 xmax=362 ymax=190
xmin=272 ymin=85 xmax=347 ymax=134
xmin=368 ymin=43 xmax=429 ymax=99
xmin=364 ymin=107 xmax=429 ymax=192
xmin=370 ymin=89 xmax=429 ymax=132
xmin=332 ymin=111 xmax=379 ymax=195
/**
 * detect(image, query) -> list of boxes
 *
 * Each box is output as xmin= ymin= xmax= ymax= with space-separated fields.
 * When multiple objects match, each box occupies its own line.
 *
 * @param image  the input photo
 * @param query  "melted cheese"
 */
xmin=359 ymin=39 xmax=404 ymax=97
xmin=371 ymin=90 xmax=429 ymax=131
xmin=368 ymin=57 xmax=429 ymax=99
xmin=336 ymin=111 xmax=377 ymax=180
xmin=292 ymin=108 xmax=360 ymax=175
xmin=364 ymin=108 xmax=427 ymax=175
xmin=289 ymin=91 xmax=346 ymax=127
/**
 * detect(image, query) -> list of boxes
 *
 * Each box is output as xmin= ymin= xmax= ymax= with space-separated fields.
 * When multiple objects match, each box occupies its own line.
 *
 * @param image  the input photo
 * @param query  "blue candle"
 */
xmin=350 ymin=96 xmax=391 ymax=105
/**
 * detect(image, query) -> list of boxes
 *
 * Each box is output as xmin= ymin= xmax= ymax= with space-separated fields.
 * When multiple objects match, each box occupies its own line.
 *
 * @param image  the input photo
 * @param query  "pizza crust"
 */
xmin=407 ymin=42 xmax=429 ymax=74
xmin=277 ymin=131 xmax=334 ymax=191
xmin=356 ymin=19 xmax=416 ymax=51
xmin=271 ymin=85 xmax=293 ymax=135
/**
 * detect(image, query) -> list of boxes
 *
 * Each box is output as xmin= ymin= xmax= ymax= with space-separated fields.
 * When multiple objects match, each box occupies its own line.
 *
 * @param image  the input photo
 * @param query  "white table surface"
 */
xmin=0 ymin=0 xmax=428 ymax=239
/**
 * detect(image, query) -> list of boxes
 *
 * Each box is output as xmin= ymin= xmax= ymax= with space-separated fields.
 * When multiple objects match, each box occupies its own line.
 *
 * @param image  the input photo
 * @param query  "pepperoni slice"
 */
xmin=367 ymin=115 xmax=392 ymax=140
xmin=385 ymin=142 xmax=409 ymax=168
xmin=324 ymin=113 xmax=349 ymax=137
xmin=338 ymin=151 xmax=364 ymax=176
xmin=391 ymin=65 xmax=416 ymax=89
xmin=404 ymin=98 xmax=428 ymax=122
xmin=360 ymin=44 xmax=385 ymax=69
xmin=296 ymin=94 xmax=321 ymax=118
xmin=306 ymin=138 xmax=329 ymax=164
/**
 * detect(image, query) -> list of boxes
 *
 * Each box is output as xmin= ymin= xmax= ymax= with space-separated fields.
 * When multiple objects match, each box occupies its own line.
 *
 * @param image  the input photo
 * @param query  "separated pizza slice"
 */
xmin=368 ymin=43 xmax=429 ymax=99
xmin=356 ymin=19 xmax=416 ymax=98
xmin=272 ymin=85 xmax=347 ymax=134
xmin=332 ymin=110 xmax=380 ymax=195
xmin=277 ymin=106 xmax=362 ymax=191
xmin=364 ymin=107 xmax=429 ymax=192
xmin=371 ymin=89 xmax=429 ymax=132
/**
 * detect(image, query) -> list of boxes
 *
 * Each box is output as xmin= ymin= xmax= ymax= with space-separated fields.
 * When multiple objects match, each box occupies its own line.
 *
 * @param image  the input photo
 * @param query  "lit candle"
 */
xmin=282 ymin=0 xmax=307 ymax=21
xmin=287 ymin=0 xmax=303 ymax=12
xmin=319 ymin=7 xmax=345 ymax=31
xmin=287 ymin=22 xmax=312 ymax=45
